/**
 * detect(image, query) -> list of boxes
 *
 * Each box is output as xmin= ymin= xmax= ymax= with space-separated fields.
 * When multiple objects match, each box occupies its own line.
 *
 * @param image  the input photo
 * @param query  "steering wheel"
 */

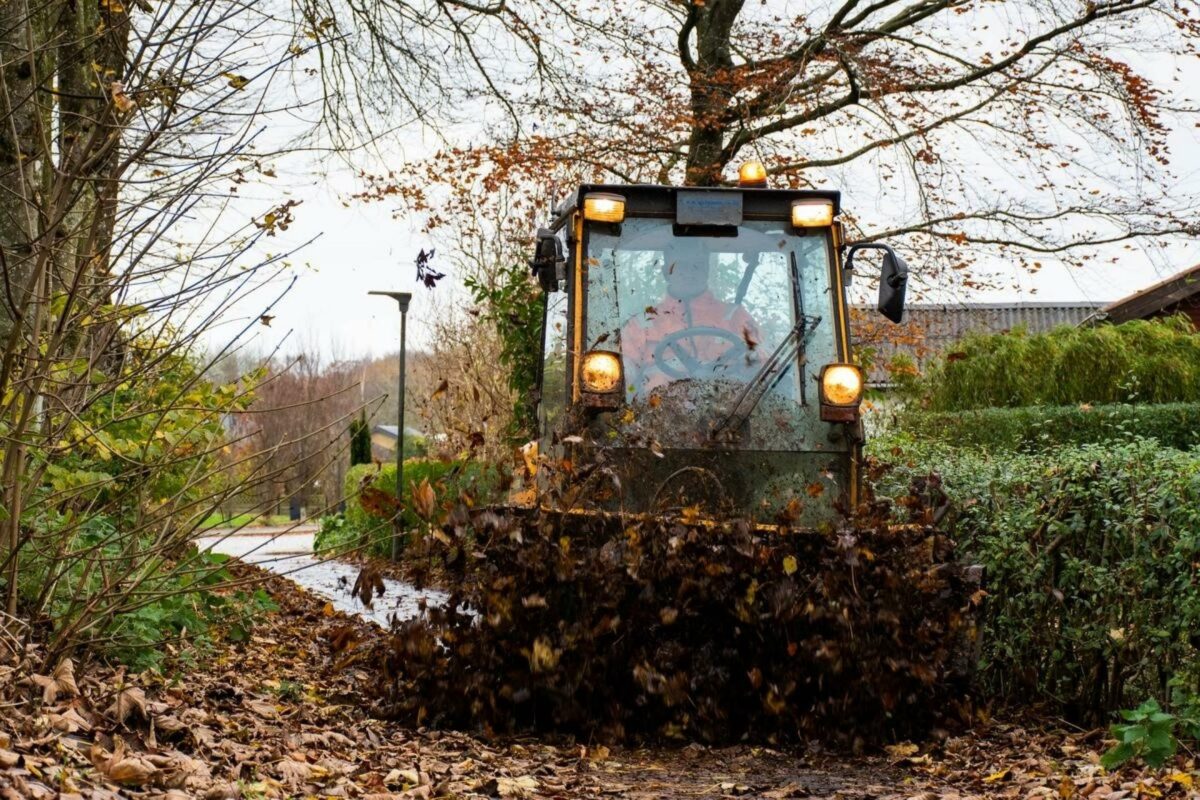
xmin=652 ymin=326 xmax=749 ymax=380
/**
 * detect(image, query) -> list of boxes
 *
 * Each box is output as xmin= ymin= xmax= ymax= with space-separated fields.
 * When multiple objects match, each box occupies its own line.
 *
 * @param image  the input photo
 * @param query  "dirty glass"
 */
xmin=539 ymin=289 xmax=569 ymax=439
xmin=586 ymin=218 xmax=838 ymax=451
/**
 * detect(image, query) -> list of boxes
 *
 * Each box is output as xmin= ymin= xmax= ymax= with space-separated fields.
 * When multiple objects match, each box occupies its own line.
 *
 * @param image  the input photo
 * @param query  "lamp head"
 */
xmin=369 ymin=290 xmax=413 ymax=313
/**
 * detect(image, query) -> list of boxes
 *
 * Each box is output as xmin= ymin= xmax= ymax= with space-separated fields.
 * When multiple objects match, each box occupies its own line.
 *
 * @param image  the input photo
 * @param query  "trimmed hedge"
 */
xmin=341 ymin=460 xmax=501 ymax=556
xmin=871 ymin=436 xmax=1200 ymax=720
xmin=901 ymin=402 xmax=1200 ymax=452
xmin=913 ymin=316 xmax=1200 ymax=411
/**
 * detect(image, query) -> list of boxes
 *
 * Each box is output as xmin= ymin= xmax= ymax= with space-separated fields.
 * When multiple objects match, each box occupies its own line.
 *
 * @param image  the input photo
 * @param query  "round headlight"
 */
xmin=581 ymin=351 xmax=623 ymax=393
xmin=821 ymin=364 xmax=863 ymax=406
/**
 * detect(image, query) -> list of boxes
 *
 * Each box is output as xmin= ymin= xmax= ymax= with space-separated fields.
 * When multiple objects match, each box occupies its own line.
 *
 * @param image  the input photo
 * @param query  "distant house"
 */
xmin=370 ymin=424 xmax=427 ymax=460
xmin=851 ymin=302 xmax=1104 ymax=387
xmin=1099 ymin=263 xmax=1200 ymax=328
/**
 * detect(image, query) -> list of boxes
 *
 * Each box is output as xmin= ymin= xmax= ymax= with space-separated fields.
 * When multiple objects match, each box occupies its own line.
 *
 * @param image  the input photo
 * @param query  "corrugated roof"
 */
xmin=851 ymin=302 xmax=1105 ymax=385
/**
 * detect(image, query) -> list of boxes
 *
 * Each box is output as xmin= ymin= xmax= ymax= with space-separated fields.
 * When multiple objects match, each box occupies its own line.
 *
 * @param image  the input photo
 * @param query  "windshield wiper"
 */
xmin=710 ymin=312 xmax=822 ymax=442
xmin=711 ymin=249 xmax=824 ymax=442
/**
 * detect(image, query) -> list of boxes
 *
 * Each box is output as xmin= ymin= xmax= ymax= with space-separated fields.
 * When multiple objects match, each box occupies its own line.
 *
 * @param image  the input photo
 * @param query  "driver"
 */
xmin=621 ymin=241 xmax=761 ymax=393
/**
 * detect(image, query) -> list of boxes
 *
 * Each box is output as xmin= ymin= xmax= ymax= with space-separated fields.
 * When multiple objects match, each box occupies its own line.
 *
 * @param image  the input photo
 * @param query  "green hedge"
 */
xmin=340 ymin=460 xmax=501 ymax=557
xmin=870 ymin=436 xmax=1200 ymax=720
xmin=913 ymin=316 xmax=1200 ymax=411
xmin=901 ymin=402 xmax=1200 ymax=452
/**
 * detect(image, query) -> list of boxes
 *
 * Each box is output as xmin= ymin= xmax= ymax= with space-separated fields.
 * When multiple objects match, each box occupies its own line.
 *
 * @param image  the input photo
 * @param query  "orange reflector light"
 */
xmin=582 ymin=193 xmax=626 ymax=223
xmin=738 ymin=160 xmax=768 ymax=187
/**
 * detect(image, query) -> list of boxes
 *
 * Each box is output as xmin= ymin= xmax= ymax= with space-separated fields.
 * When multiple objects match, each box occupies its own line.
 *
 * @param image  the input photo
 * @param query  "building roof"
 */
xmin=851 ymin=301 xmax=1105 ymax=385
xmin=1102 ymin=263 xmax=1200 ymax=324
xmin=372 ymin=424 xmax=426 ymax=439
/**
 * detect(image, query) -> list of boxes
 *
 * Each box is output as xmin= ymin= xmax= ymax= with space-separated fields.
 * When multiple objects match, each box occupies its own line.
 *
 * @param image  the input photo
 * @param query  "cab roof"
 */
xmin=551 ymin=183 xmax=842 ymax=231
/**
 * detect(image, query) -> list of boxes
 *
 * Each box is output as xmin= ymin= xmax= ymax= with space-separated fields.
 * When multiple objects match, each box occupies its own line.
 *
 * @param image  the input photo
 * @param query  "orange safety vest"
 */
xmin=620 ymin=292 xmax=760 ymax=389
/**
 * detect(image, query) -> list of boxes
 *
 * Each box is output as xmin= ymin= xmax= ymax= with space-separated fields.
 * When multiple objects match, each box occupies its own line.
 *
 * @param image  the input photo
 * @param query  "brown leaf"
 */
xmin=351 ymin=566 xmax=385 ymax=608
xmin=109 ymin=687 xmax=148 ymax=723
xmin=106 ymin=757 xmax=159 ymax=785
xmin=92 ymin=739 xmax=159 ymax=786
xmin=276 ymin=759 xmax=315 ymax=787
xmin=243 ymin=697 xmax=278 ymax=718
xmin=495 ymin=775 xmax=539 ymax=798
xmin=44 ymin=708 xmax=92 ymax=733
xmin=52 ymin=658 xmax=79 ymax=697
xmin=412 ymin=477 xmax=437 ymax=520
xmin=110 ymin=81 xmax=135 ymax=112
xmin=430 ymin=379 xmax=449 ymax=401
xmin=29 ymin=657 xmax=79 ymax=703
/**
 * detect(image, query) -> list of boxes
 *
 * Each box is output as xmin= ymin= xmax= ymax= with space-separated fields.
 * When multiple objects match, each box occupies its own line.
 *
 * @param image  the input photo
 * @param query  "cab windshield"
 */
xmin=586 ymin=218 xmax=839 ymax=451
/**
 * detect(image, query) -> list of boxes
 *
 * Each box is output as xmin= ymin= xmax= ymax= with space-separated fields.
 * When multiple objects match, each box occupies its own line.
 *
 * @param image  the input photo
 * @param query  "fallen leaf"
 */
xmin=109 ymin=687 xmax=148 ymax=723
xmin=886 ymin=742 xmax=919 ymax=761
xmin=496 ymin=775 xmax=539 ymax=798
xmin=107 ymin=756 xmax=159 ymax=785
xmin=782 ymin=555 xmax=798 ymax=576
xmin=29 ymin=657 xmax=79 ymax=703
xmin=983 ymin=768 xmax=1011 ymax=783
xmin=1167 ymin=772 xmax=1193 ymax=789
xmin=52 ymin=659 xmax=79 ymax=697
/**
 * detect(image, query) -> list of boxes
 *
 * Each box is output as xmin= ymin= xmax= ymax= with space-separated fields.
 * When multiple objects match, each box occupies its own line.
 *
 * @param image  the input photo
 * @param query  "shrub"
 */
xmin=342 ymin=460 xmax=502 ymax=557
xmin=871 ymin=436 xmax=1200 ymax=720
xmin=313 ymin=513 xmax=357 ymax=555
xmin=350 ymin=413 xmax=372 ymax=466
xmin=908 ymin=316 xmax=1200 ymax=411
xmin=901 ymin=402 xmax=1200 ymax=452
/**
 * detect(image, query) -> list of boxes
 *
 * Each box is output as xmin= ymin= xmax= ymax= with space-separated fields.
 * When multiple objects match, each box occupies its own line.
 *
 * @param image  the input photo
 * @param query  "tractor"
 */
xmin=526 ymin=162 xmax=908 ymax=529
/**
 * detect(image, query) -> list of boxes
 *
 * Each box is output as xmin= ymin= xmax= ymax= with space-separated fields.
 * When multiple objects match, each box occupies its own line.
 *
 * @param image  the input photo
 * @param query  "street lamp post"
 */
xmin=369 ymin=291 xmax=412 ymax=560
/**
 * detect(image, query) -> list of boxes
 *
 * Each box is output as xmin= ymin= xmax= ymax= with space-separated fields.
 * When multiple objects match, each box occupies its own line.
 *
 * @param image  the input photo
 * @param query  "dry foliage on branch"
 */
xmin=357 ymin=1 xmax=1200 ymax=296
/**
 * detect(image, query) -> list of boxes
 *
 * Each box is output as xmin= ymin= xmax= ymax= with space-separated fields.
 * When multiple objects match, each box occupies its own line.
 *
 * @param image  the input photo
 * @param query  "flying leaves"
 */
xmin=416 ymin=248 xmax=445 ymax=289
xmin=372 ymin=475 xmax=975 ymax=743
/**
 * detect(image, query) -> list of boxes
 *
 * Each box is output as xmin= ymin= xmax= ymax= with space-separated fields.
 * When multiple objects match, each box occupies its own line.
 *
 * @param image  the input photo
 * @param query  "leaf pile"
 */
xmin=370 ymin=483 xmax=977 ymax=744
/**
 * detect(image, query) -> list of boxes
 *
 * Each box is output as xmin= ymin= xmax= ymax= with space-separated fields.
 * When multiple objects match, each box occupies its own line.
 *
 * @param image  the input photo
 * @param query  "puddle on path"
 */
xmin=196 ymin=528 xmax=447 ymax=629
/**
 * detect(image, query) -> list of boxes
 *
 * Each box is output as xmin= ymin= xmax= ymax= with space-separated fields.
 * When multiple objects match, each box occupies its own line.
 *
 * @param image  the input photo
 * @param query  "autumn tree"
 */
xmin=362 ymin=1 xmax=1200 ymax=289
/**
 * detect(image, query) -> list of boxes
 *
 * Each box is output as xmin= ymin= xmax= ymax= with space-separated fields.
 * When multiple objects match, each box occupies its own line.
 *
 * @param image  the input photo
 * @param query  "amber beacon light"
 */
xmin=737 ymin=160 xmax=768 ymax=188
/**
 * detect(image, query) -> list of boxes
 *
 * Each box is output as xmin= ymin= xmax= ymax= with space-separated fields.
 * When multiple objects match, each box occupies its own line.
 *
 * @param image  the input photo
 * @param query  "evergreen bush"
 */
xmin=909 ymin=316 xmax=1200 ymax=411
xmin=901 ymin=402 xmax=1200 ymax=451
xmin=871 ymin=435 xmax=1200 ymax=720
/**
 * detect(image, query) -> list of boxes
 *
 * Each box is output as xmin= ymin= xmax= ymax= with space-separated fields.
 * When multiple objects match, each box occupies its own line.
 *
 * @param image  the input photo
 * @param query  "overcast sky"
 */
xmin=195 ymin=23 xmax=1200 ymax=362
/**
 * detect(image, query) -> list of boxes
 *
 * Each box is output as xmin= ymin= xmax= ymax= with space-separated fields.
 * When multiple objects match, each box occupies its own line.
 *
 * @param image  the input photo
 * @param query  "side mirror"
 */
xmin=529 ymin=228 xmax=565 ymax=293
xmin=845 ymin=243 xmax=908 ymax=324
xmin=878 ymin=249 xmax=908 ymax=323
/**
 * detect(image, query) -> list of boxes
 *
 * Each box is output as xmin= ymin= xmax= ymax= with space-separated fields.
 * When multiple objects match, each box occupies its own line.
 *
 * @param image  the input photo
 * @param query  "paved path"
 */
xmin=196 ymin=526 xmax=446 ymax=628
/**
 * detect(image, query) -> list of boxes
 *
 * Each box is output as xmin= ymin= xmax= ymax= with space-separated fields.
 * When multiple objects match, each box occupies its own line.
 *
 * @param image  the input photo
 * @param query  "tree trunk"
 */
xmin=0 ymin=0 xmax=51 ymax=339
xmin=683 ymin=0 xmax=744 ymax=186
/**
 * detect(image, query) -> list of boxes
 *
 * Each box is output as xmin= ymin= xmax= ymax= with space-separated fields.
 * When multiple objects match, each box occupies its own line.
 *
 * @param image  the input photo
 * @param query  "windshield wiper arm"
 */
xmin=710 ymin=313 xmax=822 ymax=442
